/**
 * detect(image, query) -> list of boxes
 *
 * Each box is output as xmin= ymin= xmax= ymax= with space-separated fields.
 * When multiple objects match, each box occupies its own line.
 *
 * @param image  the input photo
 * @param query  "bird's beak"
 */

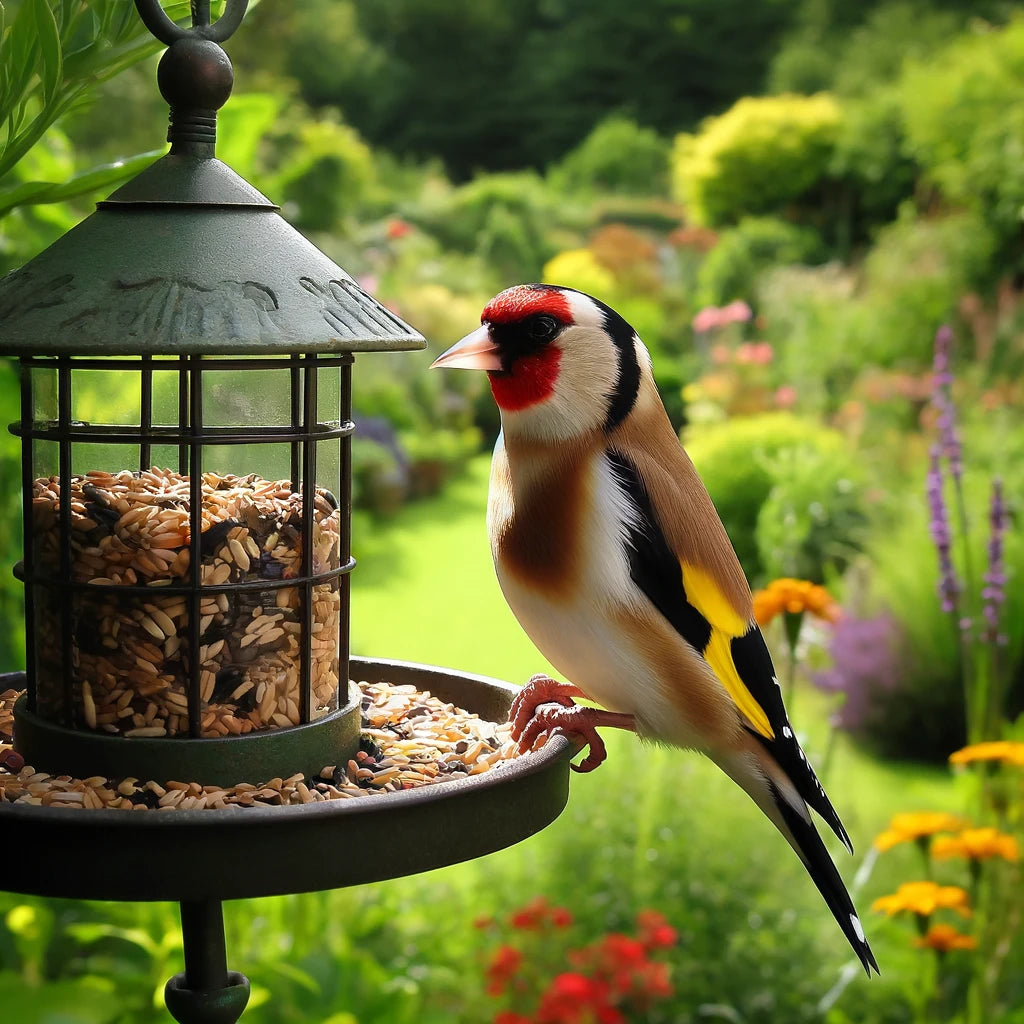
xmin=429 ymin=325 xmax=503 ymax=371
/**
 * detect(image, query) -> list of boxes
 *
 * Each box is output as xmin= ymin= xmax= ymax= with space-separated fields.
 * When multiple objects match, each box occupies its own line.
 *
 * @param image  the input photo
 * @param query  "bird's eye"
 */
xmin=527 ymin=315 xmax=559 ymax=342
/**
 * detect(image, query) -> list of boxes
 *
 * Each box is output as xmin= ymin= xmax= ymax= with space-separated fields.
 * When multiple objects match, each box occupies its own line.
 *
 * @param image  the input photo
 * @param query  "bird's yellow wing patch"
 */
xmin=703 ymin=628 xmax=775 ymax=739
xmin=682 ymin=562 xmax=774 ymax=740
xmin=681 ymin=563 xmax=748 ymax=636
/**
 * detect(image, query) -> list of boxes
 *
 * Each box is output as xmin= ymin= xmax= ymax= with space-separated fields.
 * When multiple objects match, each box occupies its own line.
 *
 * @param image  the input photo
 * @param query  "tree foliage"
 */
xmin=271 ymin=0 xmax=796 ymax=177
xmin=672 ymin=93 xmax=841 ymax=227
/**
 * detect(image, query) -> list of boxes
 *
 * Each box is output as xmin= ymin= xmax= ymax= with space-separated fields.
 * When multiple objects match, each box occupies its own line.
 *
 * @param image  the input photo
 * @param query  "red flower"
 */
xmin=386 ymin=218 xmax=412 ymax=239
xmin=598 ymin=933 xmax=647 ymax=968
xmin=487 ymin=944 xmax=524 ymax=996
xmin=636 ymin=910 xmax=678 ymax=950
xmin=535 ymin=973 xmax=621 ymax=1024
xmin=495 ymin=1013 xmax=532 ymax=1024
xmin=511 ymin=896 xmax=551 ymax=931
xmin=550 ymin=906 xmax=574 ymax=929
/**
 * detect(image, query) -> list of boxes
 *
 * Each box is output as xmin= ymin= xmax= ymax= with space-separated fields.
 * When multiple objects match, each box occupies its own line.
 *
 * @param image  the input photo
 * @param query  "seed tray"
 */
xmin=30 ymin=468 xmax=342 ymax=737
xmin=0 ymin=659 xmax=573 ymax=901
xmin=0 ymin=679 xmax=516 ymax=809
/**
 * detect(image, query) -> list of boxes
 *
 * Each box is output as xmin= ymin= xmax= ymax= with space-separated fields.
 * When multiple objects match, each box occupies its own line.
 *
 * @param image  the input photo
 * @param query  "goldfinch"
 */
xmin=431 ymin=283 xmax=878 ymax=975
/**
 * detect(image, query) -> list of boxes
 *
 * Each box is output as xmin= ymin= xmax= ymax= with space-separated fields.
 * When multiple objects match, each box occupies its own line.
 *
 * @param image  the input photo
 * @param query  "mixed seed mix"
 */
xmin=0 ymin=681 xmax=518 ymax=810
xmin=31 ymin=468 xmax=341 ymax=737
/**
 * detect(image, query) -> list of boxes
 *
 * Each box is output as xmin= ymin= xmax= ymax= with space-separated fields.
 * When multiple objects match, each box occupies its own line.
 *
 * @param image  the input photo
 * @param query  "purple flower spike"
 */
xmin=812 ymin=614 xmax=903 ymax=732
xmin=931 ymin=325 xmax=963 ymax=483
xmin=982 ymin=478 xmax=1008 ymax=646
xmin=927 ymin=445 xmax=960 ymax=616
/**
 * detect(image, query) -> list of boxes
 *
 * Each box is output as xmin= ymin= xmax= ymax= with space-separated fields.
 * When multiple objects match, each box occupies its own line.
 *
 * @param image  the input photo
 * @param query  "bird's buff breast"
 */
xmin=488 ymin=442 xmax=700 ymax=744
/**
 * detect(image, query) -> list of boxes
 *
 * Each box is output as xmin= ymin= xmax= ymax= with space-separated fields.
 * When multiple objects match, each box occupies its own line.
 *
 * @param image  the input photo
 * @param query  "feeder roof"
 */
xmin=0 ymin=152 xmax=425 ymax=357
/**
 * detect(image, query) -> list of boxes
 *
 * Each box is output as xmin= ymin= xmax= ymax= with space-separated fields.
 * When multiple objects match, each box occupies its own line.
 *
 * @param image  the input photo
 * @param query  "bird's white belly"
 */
xmin=495 ymin=569 xmax=698 ymax=746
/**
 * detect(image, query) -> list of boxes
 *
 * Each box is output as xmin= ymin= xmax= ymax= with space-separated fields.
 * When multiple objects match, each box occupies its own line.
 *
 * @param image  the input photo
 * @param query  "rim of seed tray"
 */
xmin=0 ymin=658 xmax=573 ymax=903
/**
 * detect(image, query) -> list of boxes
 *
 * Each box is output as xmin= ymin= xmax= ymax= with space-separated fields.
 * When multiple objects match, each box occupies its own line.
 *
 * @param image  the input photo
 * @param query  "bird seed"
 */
xmin=30 ymin=469 xmax=343 ymax=737
xmin=0 ymin=680 xmax=519 ymax=810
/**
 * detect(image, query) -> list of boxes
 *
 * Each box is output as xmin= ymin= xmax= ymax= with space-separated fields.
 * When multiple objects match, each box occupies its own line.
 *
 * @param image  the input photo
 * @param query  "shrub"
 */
xmin=858 ymin=463 xmax=1024 ymax=761
xmin=855 ymin=209 xmax=998 ymax=367
xmin=683 ymin=413 xmax=851 ymax=581
xmin=414 ymin=172 xmax=558 ymax=274
xmin=830 ymin=88 xmax=918 ymax=236
xmin=276 ymin=116 xmax=376 ymax=230
xmin=351 ymin=436 xmax=407 ymax=518
xmin=548 ymin=116 xmax=671 ymax=197
xmin=695 ymin=215 xmax=822 ymax=308
xmin=754 ymin=263 xmax=858 ymax=414
xmin=755 ymin=445 xmax=866 ymax=583
xmin=542 ymin=249 xmax=615 ymax=299
xmin=899 ymin=17 xmax=1024 ymax=261
xmin=672 ymin=93 xmax=841 ymax=226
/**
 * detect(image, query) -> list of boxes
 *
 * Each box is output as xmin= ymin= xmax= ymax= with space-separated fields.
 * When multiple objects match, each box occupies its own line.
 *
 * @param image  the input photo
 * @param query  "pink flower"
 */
xmin=774 ymin=385 xmax=797 ymax=408
xmin=720 ymin=299 xmax=753 ymax=324
xmin=737 ymin=342 xmax=773 ymax=364
xmin=692 ymin=306 xmax=722 ymax=333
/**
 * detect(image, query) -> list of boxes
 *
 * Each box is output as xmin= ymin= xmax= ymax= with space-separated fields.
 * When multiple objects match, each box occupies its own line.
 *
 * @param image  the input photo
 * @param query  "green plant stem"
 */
xmin=782 ymin=611 xmax=803 ymax=714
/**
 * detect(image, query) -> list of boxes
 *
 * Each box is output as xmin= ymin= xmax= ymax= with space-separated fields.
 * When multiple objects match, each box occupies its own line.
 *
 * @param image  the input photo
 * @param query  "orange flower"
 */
xmin=914 ymin=924 xmax=978 ymax=952
xmin=871 ymin=881 xmax=972 ymax=919
xmin=932 ymin=828 xmax=1020 ymax=863
xmin=873 ymin=812 xmax=967 ymax=852
xmin=753 ymin=578 xmax=840 ymax=626
xmin=949 ymin=741 xmax=1024 ymax=767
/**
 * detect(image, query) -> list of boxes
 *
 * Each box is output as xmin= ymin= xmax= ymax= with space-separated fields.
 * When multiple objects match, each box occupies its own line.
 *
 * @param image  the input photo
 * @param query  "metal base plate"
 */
xmin=0 ymin=658 xmax=572 ymax=901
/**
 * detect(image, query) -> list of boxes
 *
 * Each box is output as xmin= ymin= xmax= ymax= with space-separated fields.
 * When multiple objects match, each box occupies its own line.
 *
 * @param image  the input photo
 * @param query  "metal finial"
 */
xmin=134 ymin=0 xmax=249 ymax=45
xmin=134 ymin=0 xmax=250 ymax=156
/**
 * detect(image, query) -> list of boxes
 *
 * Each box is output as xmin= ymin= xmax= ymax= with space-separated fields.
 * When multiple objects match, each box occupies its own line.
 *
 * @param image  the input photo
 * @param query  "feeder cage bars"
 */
xmin=0 ymin=0 xmax=425 ymax=785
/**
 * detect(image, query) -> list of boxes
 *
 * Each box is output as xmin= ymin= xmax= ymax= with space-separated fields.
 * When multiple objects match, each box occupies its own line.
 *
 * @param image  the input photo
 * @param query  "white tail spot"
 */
xmin=850 ymin=914 xmax=865 ymax=943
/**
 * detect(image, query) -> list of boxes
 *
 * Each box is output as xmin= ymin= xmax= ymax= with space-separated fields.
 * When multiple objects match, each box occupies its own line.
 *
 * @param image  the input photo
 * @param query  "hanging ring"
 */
xmin=134 ymin=0 xmax=249 ymax=46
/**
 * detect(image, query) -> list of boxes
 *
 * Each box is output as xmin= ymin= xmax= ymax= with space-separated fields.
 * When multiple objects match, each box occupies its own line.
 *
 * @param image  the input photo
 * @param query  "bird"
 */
xmin=430 ymin=282 xmax=878 ymax=975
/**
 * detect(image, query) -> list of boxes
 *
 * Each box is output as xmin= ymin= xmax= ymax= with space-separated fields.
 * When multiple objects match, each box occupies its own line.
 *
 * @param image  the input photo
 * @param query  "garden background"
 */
xmin=1 ymin=0 xmax=1023 ymax=1021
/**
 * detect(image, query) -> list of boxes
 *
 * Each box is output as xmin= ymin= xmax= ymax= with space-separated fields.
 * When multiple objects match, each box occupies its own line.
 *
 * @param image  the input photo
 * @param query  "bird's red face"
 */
xmin=433 ymin=283 xmax=643 ymax=442
xmin=431 ymin=284 xmax=574 ymax=412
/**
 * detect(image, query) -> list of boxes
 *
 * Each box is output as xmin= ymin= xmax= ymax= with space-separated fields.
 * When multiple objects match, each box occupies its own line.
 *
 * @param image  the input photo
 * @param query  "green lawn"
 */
xmin=351 ymin=454 xmax=559 ymax=683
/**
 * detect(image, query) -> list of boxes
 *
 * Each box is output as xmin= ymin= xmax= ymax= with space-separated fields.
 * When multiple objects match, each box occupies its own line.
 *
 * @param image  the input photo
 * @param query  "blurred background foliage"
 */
xmin=1 ymin=0 xmax=1024 ymax=1020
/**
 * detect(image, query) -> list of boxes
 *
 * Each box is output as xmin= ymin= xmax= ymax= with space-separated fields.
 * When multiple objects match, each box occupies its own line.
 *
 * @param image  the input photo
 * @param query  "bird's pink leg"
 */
xmin=509 ymin=674 xmax=635 ymax=773
xmin=508 ymin=674 xmax=586 ymax=739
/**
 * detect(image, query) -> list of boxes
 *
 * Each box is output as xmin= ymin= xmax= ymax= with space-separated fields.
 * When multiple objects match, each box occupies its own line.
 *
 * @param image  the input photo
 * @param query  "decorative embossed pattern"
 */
xmin=298 ymin=277 xmax=413 ymax=339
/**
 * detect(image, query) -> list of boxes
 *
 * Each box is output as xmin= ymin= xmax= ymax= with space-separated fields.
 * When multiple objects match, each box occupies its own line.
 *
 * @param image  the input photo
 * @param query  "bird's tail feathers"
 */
xmin=719 ymin=744 xmax=879 ymax=976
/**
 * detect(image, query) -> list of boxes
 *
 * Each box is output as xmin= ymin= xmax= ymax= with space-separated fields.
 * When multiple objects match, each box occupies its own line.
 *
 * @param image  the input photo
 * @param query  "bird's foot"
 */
xmin=514 ymin=697 xmax=636 ymax=774
xmin=508 ymin=674 xmax=587 ymax=740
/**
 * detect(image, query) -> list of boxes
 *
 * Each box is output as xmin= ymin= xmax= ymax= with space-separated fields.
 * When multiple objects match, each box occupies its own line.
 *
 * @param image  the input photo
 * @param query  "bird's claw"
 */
xmin=515 ymin=702 xmax=610 ymax=773
xmin=508 ymin=675 xmax=586 ymax=742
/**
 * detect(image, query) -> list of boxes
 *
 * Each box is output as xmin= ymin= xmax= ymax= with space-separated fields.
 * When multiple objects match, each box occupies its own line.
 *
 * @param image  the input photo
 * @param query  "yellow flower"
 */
xmin=914 ymin=924 xmax=978 ymax=952
xmin=949 ymin=741 xmax=1024 ymax=767
xmin=932 ymin=828 xmax=1020 ymax=863
xmin=873 ymin=812 xmax=967 ymax=852
xmin=752 ymin=578 xmax=840 ymax=626
xmin=871 ymin=881 xmax=972 ymax=919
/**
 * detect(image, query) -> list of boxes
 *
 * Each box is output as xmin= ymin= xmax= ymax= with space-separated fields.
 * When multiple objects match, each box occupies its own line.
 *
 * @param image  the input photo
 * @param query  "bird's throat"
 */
xmin=488 ymin=346 xmax=562 ymax=411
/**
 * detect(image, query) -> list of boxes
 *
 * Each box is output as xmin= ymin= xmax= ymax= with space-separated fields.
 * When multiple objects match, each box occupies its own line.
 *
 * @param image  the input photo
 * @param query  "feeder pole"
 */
xmin=164 ymin=899 xmax=250 ymax=1024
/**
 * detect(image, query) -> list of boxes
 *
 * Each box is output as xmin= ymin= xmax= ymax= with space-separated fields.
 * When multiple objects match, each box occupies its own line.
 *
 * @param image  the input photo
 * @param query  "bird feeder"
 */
xmin=0 ymin=3 xmax=571 ymax=1022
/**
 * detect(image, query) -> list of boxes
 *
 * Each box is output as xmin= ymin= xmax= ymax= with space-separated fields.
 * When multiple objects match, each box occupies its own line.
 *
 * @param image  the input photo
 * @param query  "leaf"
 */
xmin=261 ymin=959 xmax=323 ymax=995
xmin=0 ymin=972 xmax=121 ymax=1024
xmin=0 ymin=149 xmax=163 ymax=218
xmin=64 ymin=922 xmax=160 ymax=956
xmin=29 ymin=0 xmax=63 ymax=106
